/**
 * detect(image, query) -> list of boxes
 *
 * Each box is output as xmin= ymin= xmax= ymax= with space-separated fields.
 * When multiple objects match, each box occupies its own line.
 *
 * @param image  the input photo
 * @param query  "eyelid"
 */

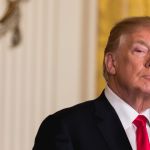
xmin=132 ymin=44 xmax=149 ymax=52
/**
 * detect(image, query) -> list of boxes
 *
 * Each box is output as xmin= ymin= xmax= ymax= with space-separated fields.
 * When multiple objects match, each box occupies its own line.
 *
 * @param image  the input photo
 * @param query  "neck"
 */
xmin=108 ymin=83 xmax=150 ymax=113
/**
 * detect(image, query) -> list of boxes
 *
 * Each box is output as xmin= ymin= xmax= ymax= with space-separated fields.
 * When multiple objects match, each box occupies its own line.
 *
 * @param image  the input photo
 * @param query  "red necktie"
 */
xmin=133 ymin=115 xmax=150 ymax=150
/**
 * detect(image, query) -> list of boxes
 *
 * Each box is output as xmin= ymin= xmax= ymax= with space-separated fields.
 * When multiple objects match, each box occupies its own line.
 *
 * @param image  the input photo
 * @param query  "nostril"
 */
xmin=145 ymin=61 xmax=150 ymax=68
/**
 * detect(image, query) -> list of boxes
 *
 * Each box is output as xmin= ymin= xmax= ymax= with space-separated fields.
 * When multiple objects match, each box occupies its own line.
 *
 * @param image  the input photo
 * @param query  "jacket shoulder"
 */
xmin=45 ymin=97 xmax=99 ymax=123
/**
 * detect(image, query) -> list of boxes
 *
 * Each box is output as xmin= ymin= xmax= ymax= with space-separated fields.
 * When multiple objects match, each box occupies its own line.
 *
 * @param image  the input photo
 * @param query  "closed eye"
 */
xmin=134 ymin=49 xmax=145 ymax=53
xmin=132 ymin=42 xmax=149 ymax=55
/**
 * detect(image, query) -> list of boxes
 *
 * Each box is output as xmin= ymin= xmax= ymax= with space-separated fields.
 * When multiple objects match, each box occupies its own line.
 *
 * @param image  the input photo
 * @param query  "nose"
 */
xmin=145 ymin=56 xmax=150 ymax=68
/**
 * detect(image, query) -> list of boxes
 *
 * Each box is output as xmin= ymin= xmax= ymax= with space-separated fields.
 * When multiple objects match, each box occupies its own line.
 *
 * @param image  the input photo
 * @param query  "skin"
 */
xmin=105 ymin=27 xmax=150 ymax=113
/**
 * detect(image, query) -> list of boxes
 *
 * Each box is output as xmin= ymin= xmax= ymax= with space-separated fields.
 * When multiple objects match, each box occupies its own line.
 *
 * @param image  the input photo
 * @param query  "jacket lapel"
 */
xmin=94 ymin=92 xmax=133 ymax=150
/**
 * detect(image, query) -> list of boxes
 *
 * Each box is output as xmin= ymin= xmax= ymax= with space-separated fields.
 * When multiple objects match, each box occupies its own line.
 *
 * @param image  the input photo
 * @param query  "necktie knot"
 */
xmin=133 ymin=115 xmax=147 ymax=128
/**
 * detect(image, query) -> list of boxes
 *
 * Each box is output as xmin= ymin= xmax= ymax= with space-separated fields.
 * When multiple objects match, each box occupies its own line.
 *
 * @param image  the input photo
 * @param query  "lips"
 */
xmin=142 ymin=75 xmax=150 ymax=80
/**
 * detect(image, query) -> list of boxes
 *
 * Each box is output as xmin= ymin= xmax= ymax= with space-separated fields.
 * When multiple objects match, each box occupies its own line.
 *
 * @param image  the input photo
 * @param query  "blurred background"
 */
xmin=0 ymin=0 xmax=150 ymax=150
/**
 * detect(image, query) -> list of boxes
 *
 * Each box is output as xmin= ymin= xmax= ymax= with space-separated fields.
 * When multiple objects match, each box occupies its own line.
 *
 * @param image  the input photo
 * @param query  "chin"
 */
xmin=140 ymin=89 xmax=150 ymax=96
xmin=134 ymin=85 xmax=150 ymax=95
xmin=138 ymin=83 xmax=150 ymax=94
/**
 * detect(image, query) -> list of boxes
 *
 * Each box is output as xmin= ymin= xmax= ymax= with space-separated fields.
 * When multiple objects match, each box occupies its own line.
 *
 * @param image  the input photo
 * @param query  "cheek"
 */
xmin=116 ymin=58 xmax=143 ymax=80
xmin=128 ymin=58 xmax=144 ymax=74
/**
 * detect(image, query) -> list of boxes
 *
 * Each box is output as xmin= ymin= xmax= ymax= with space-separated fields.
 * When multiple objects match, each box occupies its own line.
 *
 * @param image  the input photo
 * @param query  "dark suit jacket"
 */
xmin=33 ymin=91 xmax=133 ymax=150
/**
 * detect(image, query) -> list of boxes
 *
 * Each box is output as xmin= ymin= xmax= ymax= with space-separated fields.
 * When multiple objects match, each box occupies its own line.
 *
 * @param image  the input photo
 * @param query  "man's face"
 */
xmin=107 ymin=27 xmax=150 ymax=97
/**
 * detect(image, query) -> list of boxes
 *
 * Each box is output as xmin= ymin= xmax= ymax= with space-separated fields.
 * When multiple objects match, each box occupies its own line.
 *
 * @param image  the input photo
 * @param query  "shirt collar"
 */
xmin=104 ymin=85 xmax=150 ymax=129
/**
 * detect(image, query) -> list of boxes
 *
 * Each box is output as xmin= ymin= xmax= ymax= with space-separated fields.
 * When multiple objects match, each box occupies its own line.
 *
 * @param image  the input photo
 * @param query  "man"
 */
xmin=33 ymin=16 xmax=150 ymax=150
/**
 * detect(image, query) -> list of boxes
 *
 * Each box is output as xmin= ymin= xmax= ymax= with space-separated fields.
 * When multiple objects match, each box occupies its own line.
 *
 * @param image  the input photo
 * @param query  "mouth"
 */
xmin=142 ymin=75 xmax=150 ymax=80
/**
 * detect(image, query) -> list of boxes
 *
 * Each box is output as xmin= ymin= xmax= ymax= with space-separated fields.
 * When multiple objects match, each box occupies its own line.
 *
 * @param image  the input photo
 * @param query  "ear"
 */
xmin=105 ymin=53 xmax=117 ymax=75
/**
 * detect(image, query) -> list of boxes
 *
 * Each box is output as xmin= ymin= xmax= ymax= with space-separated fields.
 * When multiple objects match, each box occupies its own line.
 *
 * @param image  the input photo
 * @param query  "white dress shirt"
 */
xmin=104 ymin=86 xmax=150 ymax=150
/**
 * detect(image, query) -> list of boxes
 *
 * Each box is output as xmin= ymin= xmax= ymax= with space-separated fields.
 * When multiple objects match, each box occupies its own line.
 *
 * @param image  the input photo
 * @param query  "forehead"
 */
xmin=119 ymin=27 xmax=150 ymax=47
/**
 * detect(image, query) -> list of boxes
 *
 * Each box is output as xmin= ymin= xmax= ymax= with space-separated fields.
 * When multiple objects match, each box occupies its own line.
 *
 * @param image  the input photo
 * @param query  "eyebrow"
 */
xmin=134 ymin=40 xmax=149 ymax=48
